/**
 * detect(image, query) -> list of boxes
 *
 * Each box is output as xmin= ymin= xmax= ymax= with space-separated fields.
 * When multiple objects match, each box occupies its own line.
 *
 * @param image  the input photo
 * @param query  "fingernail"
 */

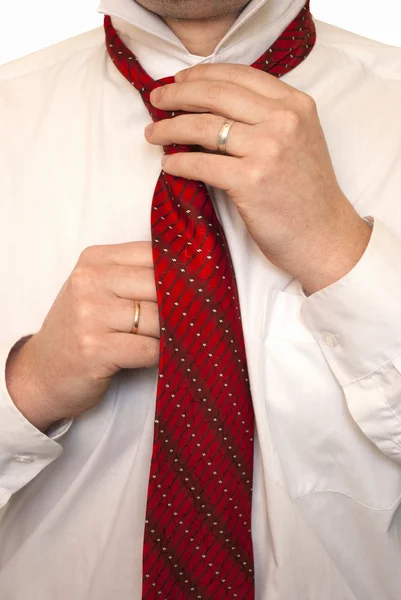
xmin=150 ymin=87 xmax=162 ymax=104
xmin=145 ymin=123 xmax=154 ymax=137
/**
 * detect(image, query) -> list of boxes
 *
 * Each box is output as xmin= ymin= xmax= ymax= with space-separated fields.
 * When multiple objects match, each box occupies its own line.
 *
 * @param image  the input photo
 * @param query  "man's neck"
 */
xmin=163 ymin=12 xmax=241 ymax=56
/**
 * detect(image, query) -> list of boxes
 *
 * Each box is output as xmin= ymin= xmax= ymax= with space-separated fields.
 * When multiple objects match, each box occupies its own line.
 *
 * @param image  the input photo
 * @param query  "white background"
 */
xmin=1 ymin=0 xmax=400 ymax=65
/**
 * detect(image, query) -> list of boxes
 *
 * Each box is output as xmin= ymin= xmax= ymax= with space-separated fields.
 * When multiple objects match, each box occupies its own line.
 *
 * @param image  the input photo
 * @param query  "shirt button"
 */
xmin=14 ymin=455 xmax=34 ymax=464
xmin=323 ymin=332 xmax=340 ymax=348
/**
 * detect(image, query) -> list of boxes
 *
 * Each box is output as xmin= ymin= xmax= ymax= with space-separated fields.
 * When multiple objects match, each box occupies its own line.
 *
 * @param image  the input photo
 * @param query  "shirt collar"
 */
xmin=97 ymin=0 xmax=306 ymax=58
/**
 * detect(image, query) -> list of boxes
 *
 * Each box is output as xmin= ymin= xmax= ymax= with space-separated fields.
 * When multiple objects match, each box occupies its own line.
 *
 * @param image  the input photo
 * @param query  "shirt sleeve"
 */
xmin=0 ymin=340 xmax=72 ymax=508
xmin=300 ymin=217 xmax=401 ymax=462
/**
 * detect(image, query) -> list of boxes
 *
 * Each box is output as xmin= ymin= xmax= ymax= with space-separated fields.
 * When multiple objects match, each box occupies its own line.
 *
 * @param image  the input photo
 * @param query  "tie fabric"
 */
xmin=105 ymin=4 xmax=316 ymax=598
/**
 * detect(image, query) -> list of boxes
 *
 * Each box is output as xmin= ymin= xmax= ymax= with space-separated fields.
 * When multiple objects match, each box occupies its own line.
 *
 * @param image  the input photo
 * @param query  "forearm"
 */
xmin=296 ymin=212 xmax=373 ymax=296
xmin=0 ymin=339 xmax=65 ymax=507
xmin=5 ymin=336 xmax=58 ymax=432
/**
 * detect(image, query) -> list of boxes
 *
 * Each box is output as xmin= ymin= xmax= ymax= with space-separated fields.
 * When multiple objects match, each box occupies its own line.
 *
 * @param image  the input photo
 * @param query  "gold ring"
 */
xmin=217 ymin=120 xmax=235 ymax=155
xmin=132 ymin=300 xmax=141 ymax=335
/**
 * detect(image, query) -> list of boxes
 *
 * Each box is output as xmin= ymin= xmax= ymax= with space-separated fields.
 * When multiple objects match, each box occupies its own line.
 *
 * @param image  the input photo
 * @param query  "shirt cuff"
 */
xmin=300 ymin=217 xmax=401 ymax=386
xmin=0 ymin=340 xmax=69 ymax=507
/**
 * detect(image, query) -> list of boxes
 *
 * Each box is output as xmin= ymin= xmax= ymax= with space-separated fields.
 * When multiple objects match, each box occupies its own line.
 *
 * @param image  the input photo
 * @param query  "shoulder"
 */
xmin=0 ymin=26 xmax=107 ymax=136
xmin=315 ymin=19 xmax=401 ymax=80
xmin=0 ymin=26 xmax=105 ymax=88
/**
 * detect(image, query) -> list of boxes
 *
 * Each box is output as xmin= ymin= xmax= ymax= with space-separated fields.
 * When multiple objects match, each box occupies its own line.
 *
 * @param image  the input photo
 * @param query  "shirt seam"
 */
xmin=370 ymin=369 xmax=401 ymax=451
xmin=293 ymin=488 xmax=401 ymax=511
xmin=342 ymin=350 xmax=401 ymax=386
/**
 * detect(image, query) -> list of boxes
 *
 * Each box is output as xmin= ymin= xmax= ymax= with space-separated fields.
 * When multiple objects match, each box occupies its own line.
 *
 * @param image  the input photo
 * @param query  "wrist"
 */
xmin=5 ymin=337 xmax=63 ymax=432
xmin=296 ymin=215 xmax=372 ymax=296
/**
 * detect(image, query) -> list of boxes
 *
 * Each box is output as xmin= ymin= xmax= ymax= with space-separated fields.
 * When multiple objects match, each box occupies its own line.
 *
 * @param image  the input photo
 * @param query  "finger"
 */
xmin=107 ymin=332 xmax=160 ymax=369
xmin=106 ymin=299 xmax=160 ymax=339
xmin=146 ymin=114 xmax=253 ymax=158
xmin=78 ymin=241 xmax=154 ymax=268
xmin=162 ymin=152 xmax=242 ymax=192
xmin=175 ymin=63 xmax=296 ymax=100
xmin=71 ymin=265 xmax=157 ymax=302
xmin=150 ymin=80 xmax=281 ymax=124
xmin=102 ymin=265 xmax=157 ymax=302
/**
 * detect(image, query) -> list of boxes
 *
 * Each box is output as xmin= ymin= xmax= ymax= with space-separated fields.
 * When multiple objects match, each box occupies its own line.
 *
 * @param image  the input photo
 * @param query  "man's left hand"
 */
xmin=145 ymin=64 xmax=372 ymax=295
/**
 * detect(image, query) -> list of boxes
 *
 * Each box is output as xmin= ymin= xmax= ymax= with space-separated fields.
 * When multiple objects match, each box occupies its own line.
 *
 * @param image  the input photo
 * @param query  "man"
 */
xmin=1 ymin=0 xmax=401 ymax=597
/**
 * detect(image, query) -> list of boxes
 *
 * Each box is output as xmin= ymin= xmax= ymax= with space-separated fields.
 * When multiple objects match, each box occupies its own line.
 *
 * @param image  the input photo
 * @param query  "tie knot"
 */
xmin=105 ymin=2 xmax=316 ymax=156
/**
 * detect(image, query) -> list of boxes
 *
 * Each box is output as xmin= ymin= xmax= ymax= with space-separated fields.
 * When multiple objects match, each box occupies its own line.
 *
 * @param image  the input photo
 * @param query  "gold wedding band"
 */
xmin=132 ymin=300 xmax=141 ymax=335
xmin=217 ymin=120 xmax=235 ymax=155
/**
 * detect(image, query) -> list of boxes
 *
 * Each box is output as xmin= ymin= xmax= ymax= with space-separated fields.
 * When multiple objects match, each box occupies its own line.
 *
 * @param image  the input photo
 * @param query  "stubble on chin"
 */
xmin=134 ymin=0 xmax=251 ymax=20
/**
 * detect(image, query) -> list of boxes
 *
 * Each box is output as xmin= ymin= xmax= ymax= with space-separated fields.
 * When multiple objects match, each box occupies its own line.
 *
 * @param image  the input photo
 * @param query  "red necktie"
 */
xmin=105 ymin=4 xmax=316 ymax=598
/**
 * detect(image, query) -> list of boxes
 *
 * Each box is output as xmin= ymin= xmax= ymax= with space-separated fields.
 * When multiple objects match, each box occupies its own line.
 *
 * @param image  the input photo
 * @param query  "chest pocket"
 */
xmin=262 ymin=289 xmax=401 ymax=510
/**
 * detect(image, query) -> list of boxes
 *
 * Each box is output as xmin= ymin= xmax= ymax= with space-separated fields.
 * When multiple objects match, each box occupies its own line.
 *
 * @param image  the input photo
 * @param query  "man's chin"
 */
xmin=134 ymin=0 xmax=251 ymax=21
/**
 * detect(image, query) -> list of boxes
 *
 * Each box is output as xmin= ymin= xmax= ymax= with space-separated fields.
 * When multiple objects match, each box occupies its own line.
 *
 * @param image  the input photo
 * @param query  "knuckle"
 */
xmin=299 ymin=92 xmax=317 ymax=113
xmin=70 ymin=265 xmax=96 ymax=291
xmin=280 ymin=109 xmax=302 ymax=132
xmin=75 ymin=299 xmax=93 ymax=323
xmin=79 ymin=245 xmax=101 ymax=262
xmin=265 ymin=138 xmax=282 ymax=160
xmin=247 ymin=164 xmax=267 ymax=187
xmin=189 ymin=65 xmax=207 ymax=80
xmin=207 ymin=83 xmax=226 ymax=102
xmin=228 ymin=65 xmax=245 ymax=83
xmin=77 ymin=333 xmax=98 ymax=360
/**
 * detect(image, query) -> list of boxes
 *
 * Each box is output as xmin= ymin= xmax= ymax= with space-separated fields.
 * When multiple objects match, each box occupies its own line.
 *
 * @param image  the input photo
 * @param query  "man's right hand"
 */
xmin=5 ymin=242 xmax=160 ymax=432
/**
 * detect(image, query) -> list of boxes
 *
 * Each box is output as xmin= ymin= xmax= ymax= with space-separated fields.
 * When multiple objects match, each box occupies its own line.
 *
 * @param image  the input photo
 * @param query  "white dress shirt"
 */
xmin=1 ymin=0 xmax=401 ymax=598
